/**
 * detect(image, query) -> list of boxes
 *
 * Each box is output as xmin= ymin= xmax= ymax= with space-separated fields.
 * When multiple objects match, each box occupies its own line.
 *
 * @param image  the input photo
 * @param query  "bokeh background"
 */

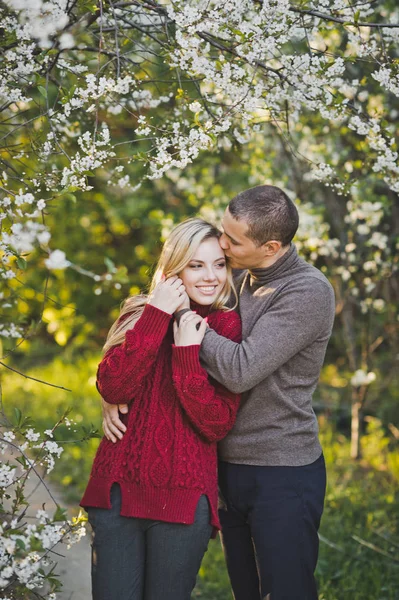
xmin=1 ymin=1 xmax=398 ymax=598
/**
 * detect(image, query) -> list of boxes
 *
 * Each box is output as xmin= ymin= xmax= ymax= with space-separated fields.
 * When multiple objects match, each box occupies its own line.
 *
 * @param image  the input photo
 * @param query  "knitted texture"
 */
xmin=201 ymin=244 xmax=335 ymax=467
xmin=80 ymin=303 xmax=242 ymax=533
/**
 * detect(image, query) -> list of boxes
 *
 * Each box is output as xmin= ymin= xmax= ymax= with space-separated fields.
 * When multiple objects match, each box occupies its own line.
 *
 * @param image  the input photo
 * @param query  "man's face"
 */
xmin=220 ymin=208 xmax=269 ymax=269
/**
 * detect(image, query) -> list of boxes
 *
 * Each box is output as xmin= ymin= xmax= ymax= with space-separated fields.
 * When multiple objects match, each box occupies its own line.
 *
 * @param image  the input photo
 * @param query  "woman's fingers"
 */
xmin=198 ymin=318 xmax=207 ymax=333
xmin=197 ymin=318 xmax=207 ymax=339
xmin=162 ymin=276 xmax=186 ymax=297
xmin=180 ymin=312 xmax=202 ymax=326
xmin=164 ymin=275 xmax=181 ymax=288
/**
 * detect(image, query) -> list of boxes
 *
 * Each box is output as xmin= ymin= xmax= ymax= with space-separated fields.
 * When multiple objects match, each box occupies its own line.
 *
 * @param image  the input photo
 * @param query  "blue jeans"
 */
xmin=87 ymin=484 xmax=212 ymax=600
xmin=218 ymin=454 xmax=327 ymax=600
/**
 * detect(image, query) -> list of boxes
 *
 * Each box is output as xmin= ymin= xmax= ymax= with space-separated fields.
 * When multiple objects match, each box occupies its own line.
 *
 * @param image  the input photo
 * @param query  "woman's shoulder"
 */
xmin=208 ymin=309 xmax=242 ymax=342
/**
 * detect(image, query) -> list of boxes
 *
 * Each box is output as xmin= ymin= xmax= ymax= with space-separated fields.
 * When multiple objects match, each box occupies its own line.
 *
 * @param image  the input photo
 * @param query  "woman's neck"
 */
xmin=189 ymin=301 xmax=213 ymax=317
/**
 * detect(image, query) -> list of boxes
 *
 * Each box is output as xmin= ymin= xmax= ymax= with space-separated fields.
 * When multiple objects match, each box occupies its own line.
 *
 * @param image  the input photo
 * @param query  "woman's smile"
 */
xmin=179 ymin=237 xmax=227 ymax=305
xmin=196 ymin=285 xmax=218 ymax=295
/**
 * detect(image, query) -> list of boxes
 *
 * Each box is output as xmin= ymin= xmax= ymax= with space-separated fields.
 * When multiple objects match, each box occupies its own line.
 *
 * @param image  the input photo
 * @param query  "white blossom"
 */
xmin=189 ymin=101 xmax=202 ymax=112
xmin=45 ymin=250 xmax=70 ymax=270
xmin=25 ymin=428 xmax=40 ymax=442
xmin=0 ymin=464 xmax=16 ymax=487
xmin=2 ymin=432 xmax=15 ymax=443
xmin=4 ymin=0 xmax=70 ymax=48
xmin=351 ymin=370 xmax=377 ymax=387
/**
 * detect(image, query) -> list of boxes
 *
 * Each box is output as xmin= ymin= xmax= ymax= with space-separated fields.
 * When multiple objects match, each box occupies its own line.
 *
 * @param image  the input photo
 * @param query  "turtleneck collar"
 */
xmin=189 ymin=301 xmax=213 ymax=317
xmin=249 ymin=244 xmax=299 ymax=287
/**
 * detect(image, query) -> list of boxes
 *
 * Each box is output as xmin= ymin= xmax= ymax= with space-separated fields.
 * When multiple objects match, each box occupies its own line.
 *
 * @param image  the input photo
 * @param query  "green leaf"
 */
xmin=38 ymin=85 xmax=48 ymax=98
xmin=14 ymin=407 xmax=22 ymax=426
xmin=16 ymin=455 xmax=28 ymax=468
xmin=17 ymin=257 xmax=27 ymax=270
xmin=87 ymin=4 xmax=99 ymax=14
xmin=81 ymin=424 xmax=102 ymax=439
xmin=53 ymin=505 xmax=67 ymax=521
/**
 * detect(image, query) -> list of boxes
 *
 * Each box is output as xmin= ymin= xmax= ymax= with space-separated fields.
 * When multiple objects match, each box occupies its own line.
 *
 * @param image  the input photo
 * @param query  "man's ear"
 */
xmin=263 ymin=240 xmax=282 ymax=256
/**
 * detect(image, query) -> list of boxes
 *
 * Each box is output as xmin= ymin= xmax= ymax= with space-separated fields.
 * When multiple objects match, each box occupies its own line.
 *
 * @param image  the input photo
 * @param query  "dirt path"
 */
xmin=24 ymin=469 xmax=92 ymax=600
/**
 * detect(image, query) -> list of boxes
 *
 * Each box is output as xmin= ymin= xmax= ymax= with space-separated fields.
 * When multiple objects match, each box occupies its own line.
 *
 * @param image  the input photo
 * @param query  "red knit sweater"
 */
xmin=80 ymin=302 xmax=242 ymax=533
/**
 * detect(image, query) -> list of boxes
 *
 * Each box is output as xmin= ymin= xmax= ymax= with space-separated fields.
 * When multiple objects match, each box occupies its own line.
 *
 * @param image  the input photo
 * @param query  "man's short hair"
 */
xmin=228 ymin=185 xmax=299 ymax=247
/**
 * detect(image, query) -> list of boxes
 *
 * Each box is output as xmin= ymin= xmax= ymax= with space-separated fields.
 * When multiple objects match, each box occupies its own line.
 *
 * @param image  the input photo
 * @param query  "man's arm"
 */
xmin=200 ymin=279 xmax=335 ymax=394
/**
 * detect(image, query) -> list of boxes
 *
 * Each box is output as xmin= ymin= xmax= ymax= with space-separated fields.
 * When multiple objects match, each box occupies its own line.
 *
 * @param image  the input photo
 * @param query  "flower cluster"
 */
xmin=4 ymin=0 xmax=70 ymax=48
xmin=0 ymin=0 xmax=397 ymax=347
xmin=0 ymin=415 xmax=87 ymax=598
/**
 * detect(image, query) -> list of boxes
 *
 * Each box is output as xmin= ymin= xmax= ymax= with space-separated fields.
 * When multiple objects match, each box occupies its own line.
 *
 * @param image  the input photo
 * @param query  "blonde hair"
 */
xmin=103 ymin=218 xmax=237 ymax=353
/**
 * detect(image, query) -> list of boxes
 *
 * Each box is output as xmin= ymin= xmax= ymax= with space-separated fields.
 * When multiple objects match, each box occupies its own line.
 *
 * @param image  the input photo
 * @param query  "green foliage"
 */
xmin=2 ymin=361 xmax=399 ymax=598
xmin=2 ymin=355 xmax=102 ymax=503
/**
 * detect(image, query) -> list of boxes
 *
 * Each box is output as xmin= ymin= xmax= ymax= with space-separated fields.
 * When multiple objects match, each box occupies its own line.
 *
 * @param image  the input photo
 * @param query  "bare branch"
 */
xmin=0 ymin=362 xmax=72 ymax=392
xmin=289 ymin=7 xmax=399 ymax=28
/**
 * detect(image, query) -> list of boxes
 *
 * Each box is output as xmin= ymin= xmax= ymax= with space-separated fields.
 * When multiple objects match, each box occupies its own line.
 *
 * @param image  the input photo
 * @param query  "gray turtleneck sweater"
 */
xmin=200 ymin=244 xmax=335 ymax=467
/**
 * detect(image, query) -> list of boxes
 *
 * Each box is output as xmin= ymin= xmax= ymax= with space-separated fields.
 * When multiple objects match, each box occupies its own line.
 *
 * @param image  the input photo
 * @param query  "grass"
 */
xmin=2 ymin=357 xmax=399 ymax=599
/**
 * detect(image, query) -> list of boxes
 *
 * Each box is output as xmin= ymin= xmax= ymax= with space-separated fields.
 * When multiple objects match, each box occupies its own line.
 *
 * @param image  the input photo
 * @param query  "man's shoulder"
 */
xmin=276 ymin=265 xmax=335 ymax=324
xmin=256 ymin=257 xmax=334 ymax=298
xmin=256 ymin=260 xmax=335 ymax=313
xmin=296 ymin=259 xmax=333 ymax=288
xmin=278 ymin=267 xmax=334 ymax=304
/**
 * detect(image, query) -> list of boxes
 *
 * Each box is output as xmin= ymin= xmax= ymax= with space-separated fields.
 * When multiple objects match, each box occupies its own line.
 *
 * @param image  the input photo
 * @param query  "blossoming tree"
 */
xmin=1 ymin=0 xmax=398 ymax=593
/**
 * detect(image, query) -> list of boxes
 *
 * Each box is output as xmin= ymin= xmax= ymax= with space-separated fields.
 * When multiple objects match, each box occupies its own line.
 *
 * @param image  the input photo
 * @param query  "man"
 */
xmin=102 ymin=185 xmax=335 ymax=600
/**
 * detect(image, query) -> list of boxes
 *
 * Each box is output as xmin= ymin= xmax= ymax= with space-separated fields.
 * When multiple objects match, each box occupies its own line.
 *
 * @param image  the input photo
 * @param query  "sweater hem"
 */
xmin=171 ymin=344 xmax=203 ymax=374
xmin=130 ymin=303 xmax=172 ymax=338
xmin=80 ymin=477 xmax=220 ymax=535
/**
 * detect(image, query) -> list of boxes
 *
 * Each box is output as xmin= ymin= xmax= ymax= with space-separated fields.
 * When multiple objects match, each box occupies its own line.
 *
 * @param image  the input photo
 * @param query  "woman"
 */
xmin=80 ymin=218 xmax=242 ymax=600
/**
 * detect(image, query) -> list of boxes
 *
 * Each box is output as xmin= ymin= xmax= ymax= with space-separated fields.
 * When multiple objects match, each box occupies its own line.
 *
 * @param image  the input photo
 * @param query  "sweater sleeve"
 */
xmin=200 ymin=278 xmax=335 ymax=394
xmin=97 ymin=303 xmax=172 ymax=404
xmin=171 ymin=311 xmax=242 ymax=443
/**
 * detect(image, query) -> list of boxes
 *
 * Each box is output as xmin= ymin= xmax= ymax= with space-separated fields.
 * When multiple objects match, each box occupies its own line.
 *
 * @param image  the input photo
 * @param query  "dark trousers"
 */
xmin=218 ymin=454 xmax=326 ymax=600
xmin=87 ymin=484 xmax=212 ymax=600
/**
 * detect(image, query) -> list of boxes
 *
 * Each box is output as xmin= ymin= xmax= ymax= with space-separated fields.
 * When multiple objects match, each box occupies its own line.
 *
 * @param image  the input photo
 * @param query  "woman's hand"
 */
xmin=173 ymin=311 xmax=208 ymax=346
xmin=148 ymin=276 xmax=188 ymax=315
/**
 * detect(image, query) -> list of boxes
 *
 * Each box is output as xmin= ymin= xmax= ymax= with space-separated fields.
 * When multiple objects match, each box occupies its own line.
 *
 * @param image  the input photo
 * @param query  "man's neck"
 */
xmin=255 ymin=244 xmax=291 ymax=270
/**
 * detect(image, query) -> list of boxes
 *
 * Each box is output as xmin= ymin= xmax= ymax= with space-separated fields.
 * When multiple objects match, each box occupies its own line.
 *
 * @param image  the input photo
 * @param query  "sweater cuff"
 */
xmin=172 ymin=345 xmax=204 ymax=376
xmin=129 ymin=303 xmax=172 ymax=339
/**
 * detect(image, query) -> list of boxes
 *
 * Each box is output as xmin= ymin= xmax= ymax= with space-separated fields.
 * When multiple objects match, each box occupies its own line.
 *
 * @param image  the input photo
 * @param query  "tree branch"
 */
xmin=290 ymin=7 xmax=399 ymax=29
xmin=0 ymin=362 xmax=72 ymax=392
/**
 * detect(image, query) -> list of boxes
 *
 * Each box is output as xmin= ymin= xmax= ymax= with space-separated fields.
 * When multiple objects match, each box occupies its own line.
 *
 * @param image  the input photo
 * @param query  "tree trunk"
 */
xmin=351 ymin=398 xmax=362 ymax=460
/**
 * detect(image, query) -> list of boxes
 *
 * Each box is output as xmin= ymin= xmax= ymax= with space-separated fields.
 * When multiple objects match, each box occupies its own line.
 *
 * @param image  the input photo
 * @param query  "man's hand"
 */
xmin=102 ymin=399 xmax=128 ymax=443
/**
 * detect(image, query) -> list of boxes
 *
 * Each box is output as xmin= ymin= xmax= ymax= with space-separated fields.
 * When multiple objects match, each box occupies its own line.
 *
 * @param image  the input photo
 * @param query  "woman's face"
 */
xmin=179 ymin=237 xmax=227 ymax=305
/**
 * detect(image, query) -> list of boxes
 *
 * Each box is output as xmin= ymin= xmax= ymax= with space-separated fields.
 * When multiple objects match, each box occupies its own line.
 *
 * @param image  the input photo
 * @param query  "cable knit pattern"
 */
xmin=80 ymin=304 xmax=242 ymax=534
